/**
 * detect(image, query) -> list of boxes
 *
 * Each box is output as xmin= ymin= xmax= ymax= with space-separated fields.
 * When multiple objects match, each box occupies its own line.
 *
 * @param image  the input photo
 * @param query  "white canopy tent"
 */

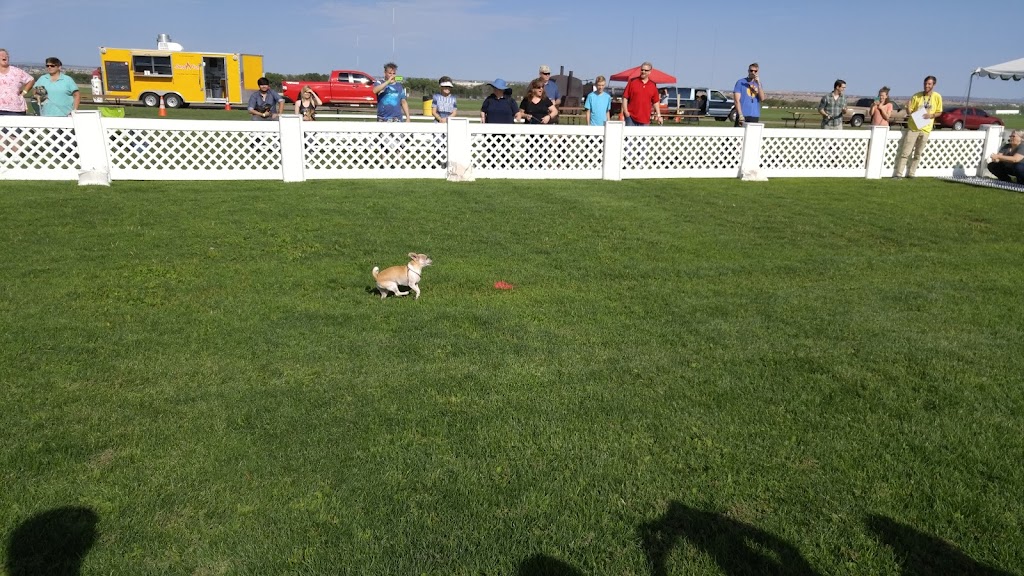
xmin=967 ymin=58 xmax=1024 ymax=106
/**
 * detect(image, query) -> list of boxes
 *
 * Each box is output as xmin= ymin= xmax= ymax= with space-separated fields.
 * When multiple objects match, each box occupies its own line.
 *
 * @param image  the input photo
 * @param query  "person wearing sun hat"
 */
xmin=432 ymin=76 xmax=458 ymax=123
xmin=480 ymin=78 xmax=517 ymax=124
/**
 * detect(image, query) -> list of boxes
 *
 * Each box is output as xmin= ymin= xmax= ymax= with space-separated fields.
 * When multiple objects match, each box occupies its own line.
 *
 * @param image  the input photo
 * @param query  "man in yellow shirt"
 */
xmin=894 ymin=75 xmax=942 ymax=179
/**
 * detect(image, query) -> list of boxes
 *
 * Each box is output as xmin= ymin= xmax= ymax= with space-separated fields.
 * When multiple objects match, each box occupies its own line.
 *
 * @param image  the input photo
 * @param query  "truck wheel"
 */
xmin=728 ymin=109 xmax=738 ymax=123
xmin=163 ymin=94 xmax=184 ymax=108
xmin=850 ymin=115 xmax=864 ymax=128
xmin=141 ymin=93 xmax=160 ymax=107
xmin=953 ymin=120 xmax=964 ymax=131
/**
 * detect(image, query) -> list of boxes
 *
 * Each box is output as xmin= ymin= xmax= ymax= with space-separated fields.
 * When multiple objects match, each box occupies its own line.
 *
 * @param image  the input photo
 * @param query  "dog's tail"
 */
xmin=371 ymin=266 xmax=380 ymax=279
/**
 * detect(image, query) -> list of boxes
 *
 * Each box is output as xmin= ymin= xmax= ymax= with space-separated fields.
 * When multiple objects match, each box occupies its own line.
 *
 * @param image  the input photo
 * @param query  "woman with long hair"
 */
xmin=295 ymin=86 xmax=322 ymax=120
xmin=516 ymin=78 xmax=557 ymax=125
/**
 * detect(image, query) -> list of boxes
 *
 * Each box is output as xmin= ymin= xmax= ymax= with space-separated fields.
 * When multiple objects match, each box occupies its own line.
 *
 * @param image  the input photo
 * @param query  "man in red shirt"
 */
xmin=621 ymin=62 xmax=663 ymax=126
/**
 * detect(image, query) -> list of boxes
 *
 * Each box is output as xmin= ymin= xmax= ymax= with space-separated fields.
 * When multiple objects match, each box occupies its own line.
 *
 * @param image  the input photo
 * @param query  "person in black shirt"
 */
xmin=516 ymin=78 xmax=558 ymax=125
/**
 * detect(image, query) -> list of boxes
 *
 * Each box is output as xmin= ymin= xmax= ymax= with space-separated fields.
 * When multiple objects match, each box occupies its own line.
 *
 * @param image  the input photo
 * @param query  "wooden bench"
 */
xmin=783 ymin=111 xmax=807 ymax=128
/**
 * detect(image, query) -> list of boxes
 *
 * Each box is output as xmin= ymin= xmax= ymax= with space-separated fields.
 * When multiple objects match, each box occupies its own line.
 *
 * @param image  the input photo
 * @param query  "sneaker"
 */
xmin=892 ymin=175 xmax=903 ymax=180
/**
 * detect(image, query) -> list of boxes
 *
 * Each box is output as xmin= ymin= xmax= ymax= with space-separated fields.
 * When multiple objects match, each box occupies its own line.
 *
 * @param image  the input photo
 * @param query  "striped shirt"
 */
xmin=432 ymin=93 xmax=457 ymax=120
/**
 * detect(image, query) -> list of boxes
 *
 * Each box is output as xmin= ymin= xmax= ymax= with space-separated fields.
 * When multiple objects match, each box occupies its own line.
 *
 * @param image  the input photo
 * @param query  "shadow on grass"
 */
xmin=5 ymin=506 xmax=98 ymax=576
xmin=639 ymin=502 xmax=820 ymax=576
xmin=517 ymin=553 xmax=584 ymax=575
xmin=867 ymin=514 xmax=1015 ymax=576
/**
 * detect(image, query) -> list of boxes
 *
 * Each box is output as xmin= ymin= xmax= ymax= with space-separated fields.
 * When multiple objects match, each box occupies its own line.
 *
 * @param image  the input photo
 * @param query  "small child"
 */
xmin=432 ymin=76 xmax=458 ymax=123
xmin=584 ymin=75 xmax=612 ymax=127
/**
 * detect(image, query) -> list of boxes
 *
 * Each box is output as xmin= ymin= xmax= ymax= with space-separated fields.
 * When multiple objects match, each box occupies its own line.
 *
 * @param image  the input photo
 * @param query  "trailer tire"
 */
xmin=141 ymin=93 xmax=160 ymax=107
xmin=163 ymin=93 xmax=184 ymax=108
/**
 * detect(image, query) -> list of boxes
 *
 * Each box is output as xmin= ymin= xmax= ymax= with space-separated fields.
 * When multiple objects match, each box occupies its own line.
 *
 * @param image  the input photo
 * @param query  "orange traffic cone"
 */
xmin=224 ymin=101 xmax=232 ymax=111
xmin=159 ymin=95 xmax=167 ymax=117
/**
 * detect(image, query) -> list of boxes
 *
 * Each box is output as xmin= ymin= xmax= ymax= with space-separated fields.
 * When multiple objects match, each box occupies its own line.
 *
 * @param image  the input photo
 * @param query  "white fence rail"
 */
xmin=0 ymin=111 xmax=1006 ymax=184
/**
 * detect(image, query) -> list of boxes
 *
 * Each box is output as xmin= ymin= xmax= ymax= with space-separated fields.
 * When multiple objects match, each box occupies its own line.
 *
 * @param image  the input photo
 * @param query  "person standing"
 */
xmin=372 ymin=62 xmax=411 ymax=123
xmin=34 ymin=57 xmax=79 ymax=117
xmin=732 ymin=63 xmax=764 ymax=126
xmin=893 ymin=75 xmax=942 ymax=179
xmin=247 ymin=77 xmax=283 ymax=120
xmin=621 ymin=62 xmax=662 ymax=126
xmin=0 ymin=49 xmax=35 ymax=116
xmin=431 ymin=76 xmax=458 ymax=123
xmin=584 ymin=76 xmax=612 ymax=127
xmin=480 ymin=79 xmax=517 ymax=124
xmin=516 ymin=78 xmax=557 ymax=124
xmin=870 ymin=87 xmax=893 ymax=127
xmin=294 ymin=86 xmax=322 ymax=120
xmin=818 ymin=79 xmax=847 ymax=129
xmin=539 ymin=65 xmax=560 ymax=123
xmin=987 ymin=130 xmax=1024 ymax=183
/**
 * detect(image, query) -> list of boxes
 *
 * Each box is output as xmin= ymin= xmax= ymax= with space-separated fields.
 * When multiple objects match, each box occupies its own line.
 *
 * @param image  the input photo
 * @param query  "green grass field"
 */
xmin=2 ymin=178 xmax=1023 ymax=575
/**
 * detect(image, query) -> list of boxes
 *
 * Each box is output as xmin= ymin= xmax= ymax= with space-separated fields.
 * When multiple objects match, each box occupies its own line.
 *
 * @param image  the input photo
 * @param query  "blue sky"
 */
xmin=2 ymin=0 xmax=1021 ymax=100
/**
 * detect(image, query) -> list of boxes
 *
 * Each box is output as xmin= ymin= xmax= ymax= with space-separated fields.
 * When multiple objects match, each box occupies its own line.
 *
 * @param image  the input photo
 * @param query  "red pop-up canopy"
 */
xmin=609 ymin=65 xmax=677 ymax=84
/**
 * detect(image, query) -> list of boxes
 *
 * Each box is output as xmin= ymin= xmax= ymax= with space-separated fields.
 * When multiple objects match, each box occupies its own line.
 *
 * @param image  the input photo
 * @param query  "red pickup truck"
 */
xmin=280 ymin=70 xmax=378 ymax=107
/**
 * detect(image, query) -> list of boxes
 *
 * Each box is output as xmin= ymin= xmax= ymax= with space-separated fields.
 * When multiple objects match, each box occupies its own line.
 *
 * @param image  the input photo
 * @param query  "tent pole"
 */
xmin=966 ymin=73 xmax=975 ymax=108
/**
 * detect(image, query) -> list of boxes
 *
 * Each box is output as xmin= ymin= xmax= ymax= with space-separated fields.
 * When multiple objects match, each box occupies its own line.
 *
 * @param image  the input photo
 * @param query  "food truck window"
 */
xmin=132 ymin=55 xmax=172 ymax=77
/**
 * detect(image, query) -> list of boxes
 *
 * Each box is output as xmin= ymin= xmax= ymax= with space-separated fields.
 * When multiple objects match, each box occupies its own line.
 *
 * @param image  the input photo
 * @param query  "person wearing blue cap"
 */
xmin=480 ymin=79 xmax=518 ymax=124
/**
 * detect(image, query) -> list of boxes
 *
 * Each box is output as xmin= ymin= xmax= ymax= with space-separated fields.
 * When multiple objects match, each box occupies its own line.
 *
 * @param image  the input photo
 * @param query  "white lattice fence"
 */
xmin=103 ymin=119 xmax=282 ymax=180
xmin=469 ymin=125 xmax=604 ymax=179
xmin=0 ymin=116 xmax=79 ymax=180
xmin=620 ymin=127 xmax=744 ymax=178
xmin=0 ymin=113 xmax=1003 ymax=184
xmin=761 ymin=130 xmax=871 ymax=177
xmin=304 ymin=123 xmax=448 ymax=178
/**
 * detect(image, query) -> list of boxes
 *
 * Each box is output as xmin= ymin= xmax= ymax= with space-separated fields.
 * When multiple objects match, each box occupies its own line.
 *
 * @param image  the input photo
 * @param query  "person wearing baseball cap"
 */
xmin=539 ymin=65 xmax=561 ymax=121
xmin=480 ymin=79 xmax=517 ymax=124
xmin=432 ymin=76 xmax=458 ymax=123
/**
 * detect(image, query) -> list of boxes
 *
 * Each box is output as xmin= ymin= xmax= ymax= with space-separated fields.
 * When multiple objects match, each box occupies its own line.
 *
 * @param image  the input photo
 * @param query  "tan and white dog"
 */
xmin=372 ymin=253 xmax=433 ymax=300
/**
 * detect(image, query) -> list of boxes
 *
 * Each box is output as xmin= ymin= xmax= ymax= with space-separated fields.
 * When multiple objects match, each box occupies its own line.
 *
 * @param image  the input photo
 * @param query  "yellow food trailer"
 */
xmin=98 ymin=40 xmax=264 ymax=109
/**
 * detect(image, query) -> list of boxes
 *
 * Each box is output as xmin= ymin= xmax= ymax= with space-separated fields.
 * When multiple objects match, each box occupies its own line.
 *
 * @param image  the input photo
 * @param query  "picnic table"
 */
xmin=783 ymin=111 xmax=807 ymax=128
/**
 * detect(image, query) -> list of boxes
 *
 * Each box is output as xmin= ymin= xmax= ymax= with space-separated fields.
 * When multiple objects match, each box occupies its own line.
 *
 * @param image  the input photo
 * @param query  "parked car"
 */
xmin=609 ymin=86 xmax=735 ymax=121
xmin=843 ymin=97 xmax=908 ymax=127
xmin=934 ymin=107 xmax=1004 ymax=131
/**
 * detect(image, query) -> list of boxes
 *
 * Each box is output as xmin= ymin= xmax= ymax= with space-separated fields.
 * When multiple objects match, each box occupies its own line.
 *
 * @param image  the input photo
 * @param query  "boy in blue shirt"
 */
xmin=584 ymin=75 xmax=612 ymax=127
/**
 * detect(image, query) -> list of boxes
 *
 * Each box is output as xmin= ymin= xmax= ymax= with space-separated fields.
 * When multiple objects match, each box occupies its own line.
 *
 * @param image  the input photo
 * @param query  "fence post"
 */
xmin=977 ymin=124 xmax=1005 ymax=177
xmin=446 ymin=117 xmax=472 ymax=178
xmin=71 ymin=110 xmax=111 ymax=186
xmin=738 ymin=122 xmax=764 ymax=179
xmin=602 ymin=121 xmax=624 ymax=181
xmin=279 ymin=114 xmax=305 ymax=182
xmin=865 ymin=125 xmax=889 ymax=179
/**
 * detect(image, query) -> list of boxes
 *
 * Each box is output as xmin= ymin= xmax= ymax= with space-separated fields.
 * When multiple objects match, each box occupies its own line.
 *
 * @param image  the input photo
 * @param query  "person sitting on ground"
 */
xmin=987 ymin=130 xmax=1024 ymax=183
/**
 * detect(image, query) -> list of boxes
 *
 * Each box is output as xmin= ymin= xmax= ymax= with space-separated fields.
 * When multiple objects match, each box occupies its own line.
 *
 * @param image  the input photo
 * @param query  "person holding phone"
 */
xmin=733 ymin=63 xmax=765 ymax=127
xmin=372 ymin=62 xmax=410 ymax=123
xmin=870 ymin=87 xmax=893 ymax=127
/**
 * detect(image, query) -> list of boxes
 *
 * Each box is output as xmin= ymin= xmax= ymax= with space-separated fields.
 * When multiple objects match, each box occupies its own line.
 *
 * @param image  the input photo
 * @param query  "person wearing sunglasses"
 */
xmin=538 ymin=65 xmax=561 ymax=123
xmin=33 ymin=57 xmax=79 ymax=117
xmin=732 ymin=63 xmax=764 ymax=127
xmin=621 ymin=62 xmax=662 ymax=126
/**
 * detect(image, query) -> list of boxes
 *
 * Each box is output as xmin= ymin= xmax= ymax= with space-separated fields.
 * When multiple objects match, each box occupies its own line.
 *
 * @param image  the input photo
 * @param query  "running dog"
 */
xmin=372 ymin=253 xmax=433 ymax=300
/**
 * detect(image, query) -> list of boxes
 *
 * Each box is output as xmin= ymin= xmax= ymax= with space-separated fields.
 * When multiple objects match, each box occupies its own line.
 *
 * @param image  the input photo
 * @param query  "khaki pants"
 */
xmin=894 ymin=130 xmax=930 ymax=177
